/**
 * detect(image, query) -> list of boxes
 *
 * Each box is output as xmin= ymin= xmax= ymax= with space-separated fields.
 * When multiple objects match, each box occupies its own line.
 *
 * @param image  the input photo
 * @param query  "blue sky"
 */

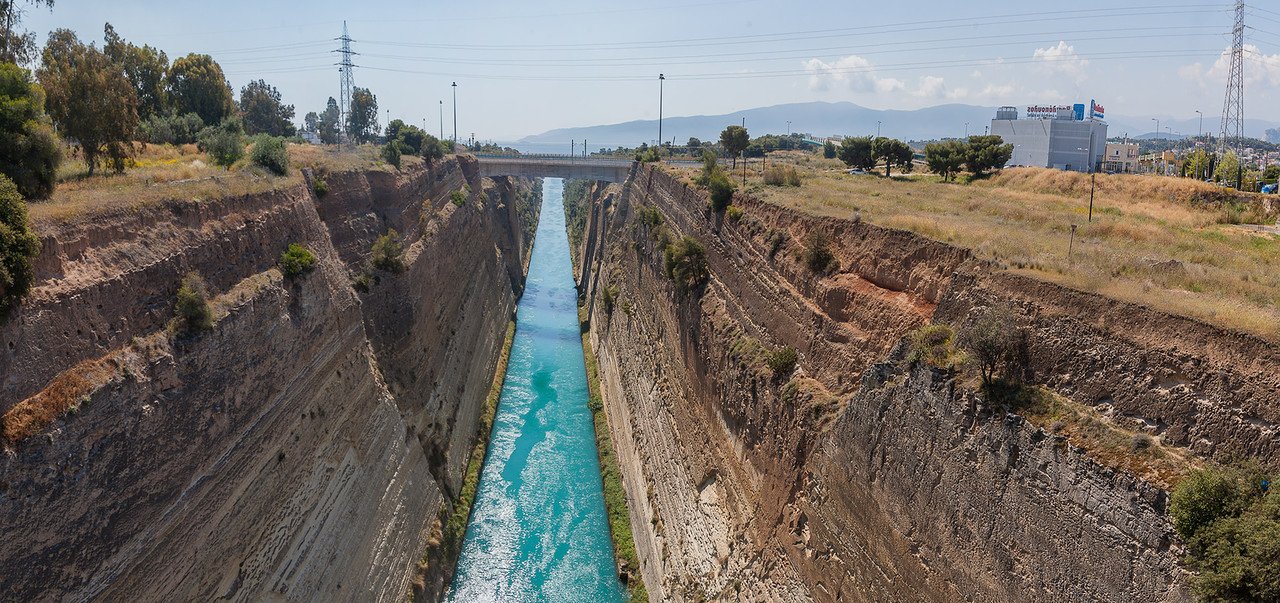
xmin=20 ymin=1 xmax=1280 ymax=140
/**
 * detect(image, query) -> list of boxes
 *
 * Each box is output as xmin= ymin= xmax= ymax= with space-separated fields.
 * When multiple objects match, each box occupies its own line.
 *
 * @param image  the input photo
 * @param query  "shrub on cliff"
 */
xmin=767 ymin=346 xmax=798 ymax=378
xmin=371 ymin=229 xmax=405 ymax=273
xmin=1170 ymin=462 xmax=1280 ymax=602
xmin=450 ymin=189 xmax=466 ymax=207
xmin=279 ymin=243 xmax=316 ymax=278
xmin=174 ymin=272 xmax=213 ymax=335
xmin=959 ymin=305 xmax=1029 ymax=389
xmin=706 ymin=171 xmax=735 ymax=213
xmin=802 ymin=230 xmax=834 ymax=274
xmin=250 ymin=135 xmax=289 ymax=175
xmin=0 ymin=175 xmax=40 ymax=318
xmin=907 ymin=324 xmax=967 ymax=371
xmin=381 ymin=140 xmax=401 ymax=169
xmin=312 ymin=178 xmax=328 ymax=197
xmin=663 ymin=236 xmax=708 ymax=294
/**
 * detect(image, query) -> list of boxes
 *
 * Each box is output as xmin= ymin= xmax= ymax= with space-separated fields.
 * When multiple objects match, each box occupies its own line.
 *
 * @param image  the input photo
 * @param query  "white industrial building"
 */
xmin=989 ymin=104 xmax=1108 ymax=173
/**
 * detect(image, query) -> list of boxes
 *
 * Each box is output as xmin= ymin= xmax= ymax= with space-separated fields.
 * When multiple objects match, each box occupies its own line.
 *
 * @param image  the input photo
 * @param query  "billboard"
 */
xmin=1090 ymin=99 xmax=1105 ymax=120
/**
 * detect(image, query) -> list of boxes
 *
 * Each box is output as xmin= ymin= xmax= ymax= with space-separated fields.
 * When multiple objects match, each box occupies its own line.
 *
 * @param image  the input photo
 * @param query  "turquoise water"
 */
xmin=446 ymin=178 xmax=626 ymax=603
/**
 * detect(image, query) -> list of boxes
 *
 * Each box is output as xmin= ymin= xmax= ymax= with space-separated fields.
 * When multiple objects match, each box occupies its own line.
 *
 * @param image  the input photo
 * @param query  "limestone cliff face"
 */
xmin=573 ymin=164 xmax=1275 ymax=602
xmin=0 ymin=157 xmax=536 ymax=601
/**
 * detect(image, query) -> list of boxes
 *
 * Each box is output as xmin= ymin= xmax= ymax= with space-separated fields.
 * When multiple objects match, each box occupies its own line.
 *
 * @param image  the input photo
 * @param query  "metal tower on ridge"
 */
xmin=1218 ymin=0 xmax=1244 ymax=158
xmin=335 ymin=22 xmax=357 ymax=140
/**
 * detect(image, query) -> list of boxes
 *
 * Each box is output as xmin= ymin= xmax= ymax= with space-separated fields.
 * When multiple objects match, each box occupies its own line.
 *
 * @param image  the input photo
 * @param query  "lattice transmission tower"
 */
xmin=335 ymin=22 xmax=357 ymax=141
xmin=1217 ymin=0 xmax=1244 ymax=162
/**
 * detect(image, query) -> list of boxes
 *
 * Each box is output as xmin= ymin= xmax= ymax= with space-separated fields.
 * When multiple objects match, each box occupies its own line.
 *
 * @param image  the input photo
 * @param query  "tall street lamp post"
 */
xmin=657 ymin=74 xmax=664 ymax=151
xmin=452 ymin=82 xmax=458 ymax=143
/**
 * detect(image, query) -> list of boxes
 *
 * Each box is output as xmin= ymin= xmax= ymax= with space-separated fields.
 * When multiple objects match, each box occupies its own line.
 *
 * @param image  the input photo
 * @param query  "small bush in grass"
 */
xmin=174 ymin=272 xmax=213 ymax=335
xmin=764 ymin=165 xmax=802 ymax=187
xmin=802 ymin=230 xmax=835 ymax=273
xmin=663 ymin=236 xmax=708 ymax=294
xmin=381 ymin=140 xmax=401 ymax=169
xmin=371 ymin=229 xmax=405 ymax=273
xmin=767 ymin=346 xmax=798 ymax=378
xmin=197 ymin=117 xmax=245 ymax=168
xmin=450 ymin=189 xmax=466 ymax=207
xmin=907 ymin=324 xmax=967 ymax=371
xmin=250 ymin=135 xmax=289 ymax=175
xmin=279 ymin=243 xmax=316 ymax=278
xmin=313 ymin=178 xmax=328 ymax=197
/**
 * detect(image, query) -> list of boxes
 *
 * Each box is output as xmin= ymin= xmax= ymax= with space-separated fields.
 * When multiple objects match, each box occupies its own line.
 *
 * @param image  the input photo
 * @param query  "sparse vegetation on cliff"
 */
xmin=801 ymin=230 xmax=834 ymax=274
xmin=906 ymin=324 xmax=967 ymax=371
xmin=279 ymin=243 xmax=316 ymax=278
xmin=370 ymin=229 xmax=404 ymax=273
xmin=580 ymin=327 xmax=648 ymax=603
xmin=766 ymin=346 xmax=798 ymax=379
xmin=563 ymin=179 xmax=592 ymax=254
xmin=412 ymin=320 xmax=516 ymax=601
xmin=959 ymin=305 xmax=1029 ymax=390
xmin=663 ymin=235 xmax=708 ymax=294
xmin=1170 ymin=462 xmax=1280 ymax=602
xmin=173 ymin=272 xmax=213 ymax=335
xmin=450 ymin=188 xmax=466 ymax=207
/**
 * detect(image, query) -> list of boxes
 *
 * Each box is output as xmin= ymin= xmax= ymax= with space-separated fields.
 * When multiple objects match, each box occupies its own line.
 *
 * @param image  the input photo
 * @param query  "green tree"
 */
xmin=38 ymin=29 xmax=138 ymax=175
xmin=103 ymin=23 xmax=168 ymax=121
xmin=239 ymin=79 xmax=295 ymax=137
xmin=663 ymin=235 xmax=708 ymax=294
xmin=1216 ymin=151 xmax=1241 ymax=187
xmin=0 ymin=61 xmax=59 ymax=199
xmin=838 ymin=136 xmax=875 ymax=170
xmin=1185 ymin=148 xmax=1212 ymax=181
xmin=1262 ymin=164 xmax=1279 ymax=183
xmin=420 ymin=133 xmax=444 ymax=164
xmin=924 ymin=139 xmax=967 ymax=182
xmin=0 ymin=0 xmax=53 ymax=65
xmin=279 ymin=243 xmax=316 ymax=278
xmin=197 ymin=116 xmax=244 ymax=168
xmin=303 ymin=111 xmax=318 ymax=133
xmin=174 ymin=271 xmax=212 ymax=335
xmin=346 ymin=87 xmax=378 ymax=143
xmin=140 ymin=112 xmax=203 ymax=145
xmin=316 ymin=97 xmax=340 ymax=144
xmin=381 ymin=140 xmax=401 ymax=169
xmin=167 ymin=53 xmax=234 ymax=126
xmin=719 ymin=124 xmax=749 ymax=167
xmin=964 ymin=135 xmax=1013 ymax=178
xmin=873 ymin=137 xmax=913 ymax=177
xmin=823 ymin=140 xmax=837 ymax=159
xmin=0 ymin=173 xmax=39 ymax=317
xmin=686 ymin=136 xmax=702 ymax=149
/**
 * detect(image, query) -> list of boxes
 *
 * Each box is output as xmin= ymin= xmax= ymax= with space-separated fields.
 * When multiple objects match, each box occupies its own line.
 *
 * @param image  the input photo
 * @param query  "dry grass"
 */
xmin=1014 ymin=385 xmax=1199 ymax=488
xmin=2 ymin=356 xmax=115 ymax=445
xmin=31 ymin=143 xmax=405 ymax=227
xmin=666 ymin=160 xmax=1280 ymax=341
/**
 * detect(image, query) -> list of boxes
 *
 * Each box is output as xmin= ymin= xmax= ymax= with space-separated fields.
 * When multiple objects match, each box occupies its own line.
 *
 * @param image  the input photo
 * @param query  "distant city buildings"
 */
xmin=1103 ymin=142 xmax=1139 ymax=173
xmin=989 ymin=102 xmax=1107 ymax=173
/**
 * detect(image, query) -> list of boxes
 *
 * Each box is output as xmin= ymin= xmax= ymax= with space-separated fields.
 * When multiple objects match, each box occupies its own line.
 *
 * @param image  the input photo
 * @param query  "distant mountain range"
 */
xmin=517 ymin=101 xmax=1280 ymax=148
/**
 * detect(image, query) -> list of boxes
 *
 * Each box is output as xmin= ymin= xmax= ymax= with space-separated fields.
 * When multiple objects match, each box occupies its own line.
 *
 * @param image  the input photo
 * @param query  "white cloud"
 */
xmin=804 ymin=55 xmax=904 ymax=93
xmin=912 ymin=75 xmax=948 ymax=98
xmin=1033 ymin=41 xmax=1089 ymax=83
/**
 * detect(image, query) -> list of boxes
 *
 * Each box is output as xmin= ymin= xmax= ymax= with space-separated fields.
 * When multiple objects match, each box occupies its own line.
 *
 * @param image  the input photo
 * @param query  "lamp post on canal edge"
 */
xmin=439 ymin=100 xmax=443 ymax=141
xmin=452 ymin=82 xmax=458 ymax=144
xmin=657 ymin=74 xmax=664 ymax=154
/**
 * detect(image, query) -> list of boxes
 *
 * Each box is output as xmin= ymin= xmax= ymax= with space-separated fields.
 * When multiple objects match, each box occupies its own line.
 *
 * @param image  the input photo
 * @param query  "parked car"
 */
xmin=846 ymin=168 xmax=868 ymax=175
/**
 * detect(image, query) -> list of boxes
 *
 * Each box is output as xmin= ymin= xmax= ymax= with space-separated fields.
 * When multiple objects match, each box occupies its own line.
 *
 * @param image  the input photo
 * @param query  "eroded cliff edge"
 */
xmin=571 ymin=164 xmax=1279 ymax=602
xmin=0 ymin=156 xmax=538 ymax=601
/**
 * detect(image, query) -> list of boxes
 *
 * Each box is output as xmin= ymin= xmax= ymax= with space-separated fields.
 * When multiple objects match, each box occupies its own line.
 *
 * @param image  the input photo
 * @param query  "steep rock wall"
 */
xmin=0 ymin=158 xmax=536 ymax=601
xmin=573 ymin=164 xmax=1273 ymax=602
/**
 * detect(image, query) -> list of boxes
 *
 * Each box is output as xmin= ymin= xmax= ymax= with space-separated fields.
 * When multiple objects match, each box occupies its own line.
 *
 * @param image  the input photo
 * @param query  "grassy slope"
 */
xmin=665 ymin=157 xmax=1280 ymax=341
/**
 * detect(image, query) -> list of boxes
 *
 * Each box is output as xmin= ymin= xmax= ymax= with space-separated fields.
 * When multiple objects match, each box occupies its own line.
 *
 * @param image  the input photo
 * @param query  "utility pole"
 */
xmin=1218 ymin=0 xmax=1245 ymax=186
xmin=334 ymin=21 xmax=357 ymax=142
xmin=786 ymin=120 xmax=791 ymax=136
xmin=876 ymin=120 xmax=882 ymax=139
xmin=571 ymin=140 xmax=575 ymax=158
xmin=451 ymin=82 xmax=458 ymax=144
xmin=1151 ymin=118 xmax=1160 ymax=175
xmin=964 ymin=121 xmax=969 ymax=138
xmin=438 ymin=100 xmax=443 ymax=141
xmin=657 ymin=74 xmax=664 ymax=154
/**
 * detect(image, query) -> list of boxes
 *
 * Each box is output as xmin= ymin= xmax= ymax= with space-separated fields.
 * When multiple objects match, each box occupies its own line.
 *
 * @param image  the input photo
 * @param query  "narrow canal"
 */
xmin=446 ymin=178 xmax=626 ymax=603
